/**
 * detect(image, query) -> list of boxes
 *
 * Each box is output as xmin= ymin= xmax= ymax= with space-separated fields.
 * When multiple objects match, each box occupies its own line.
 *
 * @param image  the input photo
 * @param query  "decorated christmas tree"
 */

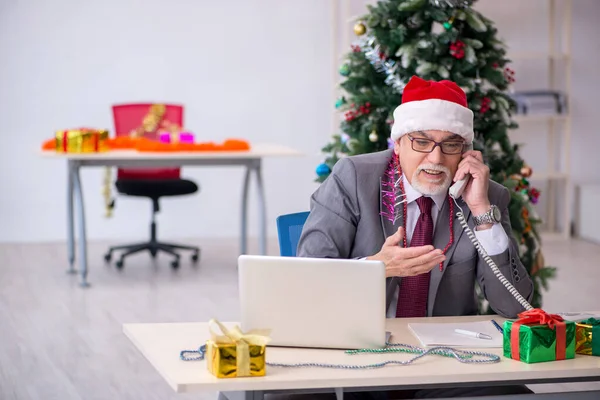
xmin=316 ymin=0 xmax=555 ymax=312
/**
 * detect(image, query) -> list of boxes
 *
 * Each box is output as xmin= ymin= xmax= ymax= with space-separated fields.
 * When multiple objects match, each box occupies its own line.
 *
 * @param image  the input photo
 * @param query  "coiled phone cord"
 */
xmin=452 ymin=197 xmax=533 ymax=311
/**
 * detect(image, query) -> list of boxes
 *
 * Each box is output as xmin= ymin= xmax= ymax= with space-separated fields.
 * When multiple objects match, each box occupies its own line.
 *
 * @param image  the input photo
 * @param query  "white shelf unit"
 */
xmin=505 ymin=0 xmax=573 ymax=239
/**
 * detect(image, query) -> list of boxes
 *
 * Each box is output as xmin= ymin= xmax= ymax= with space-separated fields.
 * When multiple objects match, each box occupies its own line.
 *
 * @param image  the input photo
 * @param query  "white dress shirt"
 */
xmin=385 ymin=174 xmax=509 ymax=317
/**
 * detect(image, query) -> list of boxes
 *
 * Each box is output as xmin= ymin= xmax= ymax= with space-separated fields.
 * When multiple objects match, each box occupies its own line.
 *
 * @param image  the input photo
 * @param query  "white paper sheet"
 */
xmin=555 ymin=312 xmax=600 ymax=321
xmin=408 ymin=320 xmax=504 ymax=348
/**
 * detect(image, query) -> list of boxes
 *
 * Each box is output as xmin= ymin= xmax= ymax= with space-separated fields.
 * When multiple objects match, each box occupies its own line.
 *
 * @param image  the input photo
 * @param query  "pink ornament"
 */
xmin=159 ymin=131 xmax=195 ymax=144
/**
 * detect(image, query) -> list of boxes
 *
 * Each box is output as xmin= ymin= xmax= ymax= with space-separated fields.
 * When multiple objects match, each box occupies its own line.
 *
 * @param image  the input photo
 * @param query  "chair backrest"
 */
xmin=112 ymin=103 xmax=184 ymax=180
xmin=276 ymin=211 xmax=310 ymax=257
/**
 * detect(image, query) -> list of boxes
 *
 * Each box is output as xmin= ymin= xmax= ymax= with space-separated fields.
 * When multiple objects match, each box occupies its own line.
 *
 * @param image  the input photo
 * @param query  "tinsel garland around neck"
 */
xmin=380 ymin=153 xmax=406 ymax=226
xmin=380 ymin=154 xmax=455 ymax=271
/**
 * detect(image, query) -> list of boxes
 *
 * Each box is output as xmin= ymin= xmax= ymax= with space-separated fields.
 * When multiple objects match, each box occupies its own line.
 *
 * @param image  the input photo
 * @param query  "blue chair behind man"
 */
xmin=276 ymin=211 xmax=310 ymax=257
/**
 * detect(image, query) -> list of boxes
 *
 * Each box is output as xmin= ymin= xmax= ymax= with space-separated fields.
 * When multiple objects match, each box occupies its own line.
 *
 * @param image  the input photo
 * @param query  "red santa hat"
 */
xmin=390 ymin=76 xmax=474 ymax=143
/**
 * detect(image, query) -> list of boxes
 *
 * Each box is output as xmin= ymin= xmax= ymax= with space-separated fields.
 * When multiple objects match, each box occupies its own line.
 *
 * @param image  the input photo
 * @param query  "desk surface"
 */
xmin=123 ymin=315 xmax=600 ymax=394
xmin=40 ymin=143 xmax=303 ymax=161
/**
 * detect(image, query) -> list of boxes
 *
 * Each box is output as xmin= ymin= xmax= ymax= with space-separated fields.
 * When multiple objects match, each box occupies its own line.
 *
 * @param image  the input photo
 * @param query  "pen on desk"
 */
xmin=491 ymin=319 xmax=504 ymax=334
xmin=454 ymin=329 xmax=492 ymax=340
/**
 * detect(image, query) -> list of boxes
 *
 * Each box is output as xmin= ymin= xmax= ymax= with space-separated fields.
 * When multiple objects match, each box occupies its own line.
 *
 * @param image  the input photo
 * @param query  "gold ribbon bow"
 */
xmin=208 ymin=319 xmax=271 ymax=377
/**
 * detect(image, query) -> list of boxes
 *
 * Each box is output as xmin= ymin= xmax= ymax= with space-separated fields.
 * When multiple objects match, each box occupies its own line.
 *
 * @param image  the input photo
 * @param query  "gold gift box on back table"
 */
xmin=206 ymin=319 xmax=270 ymax=378
xmin=55 ymin=128 xmax=109 ymax=153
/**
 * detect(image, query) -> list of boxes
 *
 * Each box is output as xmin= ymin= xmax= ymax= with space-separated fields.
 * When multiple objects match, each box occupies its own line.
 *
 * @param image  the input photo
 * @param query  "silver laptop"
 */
xmin=238 ymin=255 xmax=387 ymax=350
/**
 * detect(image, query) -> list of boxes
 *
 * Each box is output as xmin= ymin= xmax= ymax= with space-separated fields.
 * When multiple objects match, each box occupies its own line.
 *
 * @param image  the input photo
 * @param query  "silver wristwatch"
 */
xmin=473 ymin=205 xmax=502 ymax=226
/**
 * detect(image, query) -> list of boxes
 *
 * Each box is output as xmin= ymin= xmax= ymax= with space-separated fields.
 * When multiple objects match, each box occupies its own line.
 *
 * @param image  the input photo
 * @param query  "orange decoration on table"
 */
xmin=45 ymin=136 xmax=251 ymax=152
xmin=102 ymin=137 xmax=250 ymax=152
xmin=42 ymin=139 xmax=55 ymax=150
xmin=106 ymin=136 xmax=140 ymax=150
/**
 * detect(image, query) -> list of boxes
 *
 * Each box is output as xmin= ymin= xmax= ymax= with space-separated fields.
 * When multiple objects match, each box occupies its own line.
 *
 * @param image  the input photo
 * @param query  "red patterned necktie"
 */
xmin=396 ymin=196 xmax=434 ymax=318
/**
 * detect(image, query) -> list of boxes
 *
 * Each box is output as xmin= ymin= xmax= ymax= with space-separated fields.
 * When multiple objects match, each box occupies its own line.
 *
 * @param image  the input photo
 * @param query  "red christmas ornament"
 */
xmin=504 ymin=67 xmax=516 ymax=84
xmin=344 ymin=102 xmax=372 ymax=121
xmin=529 ymin=188 xmax=541 ymax=204
xmin=449 ymin=40 xmax=465 ymax=59
xmin=480 ymin=97 xmax=491 ymax=114
xmin=351 ymin=45 xmax=361 ymax=52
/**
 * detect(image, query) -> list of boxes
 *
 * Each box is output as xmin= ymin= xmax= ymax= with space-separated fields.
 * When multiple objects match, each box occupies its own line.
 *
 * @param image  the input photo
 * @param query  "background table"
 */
xmin=41 ymin=144 xmax=303 ymax=286
xmin=123 ymin=315 xmax=600 ymax=400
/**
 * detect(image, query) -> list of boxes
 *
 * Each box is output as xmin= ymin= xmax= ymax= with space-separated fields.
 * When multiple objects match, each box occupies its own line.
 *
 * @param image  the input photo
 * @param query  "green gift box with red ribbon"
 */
xmin=575 ymin=318 xmax=600 ymax=356
xmin=503 ymin=309 xmax=576 ymax=364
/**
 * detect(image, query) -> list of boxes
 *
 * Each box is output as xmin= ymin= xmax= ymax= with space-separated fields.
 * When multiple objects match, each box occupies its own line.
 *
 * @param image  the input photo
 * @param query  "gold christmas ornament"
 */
xmin=354 ymin=22 xmax=367 ymax=36
xmin=520 ymin=166 xmax=533 ymax=178
xmin=130 ymin=104 xmax=166 ymax=137
xmin=369 ymin=130 xmax=378 ymax=142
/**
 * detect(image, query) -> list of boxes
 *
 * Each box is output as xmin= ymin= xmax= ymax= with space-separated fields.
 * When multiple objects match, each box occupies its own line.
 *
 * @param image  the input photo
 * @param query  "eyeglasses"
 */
xmin=406 ymin=134 xmax=466 ymax=155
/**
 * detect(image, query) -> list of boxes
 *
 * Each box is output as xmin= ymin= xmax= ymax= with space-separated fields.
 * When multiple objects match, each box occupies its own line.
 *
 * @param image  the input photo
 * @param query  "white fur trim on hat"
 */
xmin=390 ymin=98 xmax=474 ymax=143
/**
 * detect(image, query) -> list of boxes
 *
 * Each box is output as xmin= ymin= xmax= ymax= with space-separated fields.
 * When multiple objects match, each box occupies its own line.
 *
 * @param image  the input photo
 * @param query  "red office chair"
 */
xmin=103 ymin=103 xmax=200 ymax=269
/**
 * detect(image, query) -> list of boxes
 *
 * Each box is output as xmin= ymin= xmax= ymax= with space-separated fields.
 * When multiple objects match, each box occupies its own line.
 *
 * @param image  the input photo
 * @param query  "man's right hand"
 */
xmin=366 ymin=227 xmax=446 ymax=278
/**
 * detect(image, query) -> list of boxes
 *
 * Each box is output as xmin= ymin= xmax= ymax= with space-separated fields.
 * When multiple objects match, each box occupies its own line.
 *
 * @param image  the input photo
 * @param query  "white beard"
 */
xmin=411 ymin=164 xmax=452 ymax=196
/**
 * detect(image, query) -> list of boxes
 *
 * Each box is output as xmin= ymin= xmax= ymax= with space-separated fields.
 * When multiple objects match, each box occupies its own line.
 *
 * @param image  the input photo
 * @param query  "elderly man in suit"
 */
xmin=296 ymin=76 xmax=534 ymax=399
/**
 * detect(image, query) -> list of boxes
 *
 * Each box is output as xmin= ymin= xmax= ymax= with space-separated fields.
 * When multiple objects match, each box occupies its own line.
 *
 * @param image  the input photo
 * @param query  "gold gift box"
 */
xmin=205 ymin=319 xmax=270 ymax=379
xmin=575 ymin=319 xmax=600 ymax=356
xmin=55 ymin=128 xmax=109 ymax=153
xmin=206 ymin=340 xmax=267 ymax=378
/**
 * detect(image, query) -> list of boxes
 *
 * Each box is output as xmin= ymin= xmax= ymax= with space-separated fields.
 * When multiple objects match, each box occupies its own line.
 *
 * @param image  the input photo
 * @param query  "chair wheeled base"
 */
xmin=104 ymin=196 xmax=200 ymax=270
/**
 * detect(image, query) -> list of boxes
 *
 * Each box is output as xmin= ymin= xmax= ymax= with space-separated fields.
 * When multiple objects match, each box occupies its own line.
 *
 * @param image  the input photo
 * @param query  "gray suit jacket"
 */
xmin=297 ymin=149 xmax=534 ymax=319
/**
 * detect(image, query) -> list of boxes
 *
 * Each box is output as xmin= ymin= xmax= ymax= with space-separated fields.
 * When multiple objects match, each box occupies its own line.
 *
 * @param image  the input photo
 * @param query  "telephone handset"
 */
xmin=448 ymin=174 xmax=534 ymax=312
xmin=449 ymin=143 xmax=474 ymax=200
xmin=449 ymin=174 xmax=471 ymax=199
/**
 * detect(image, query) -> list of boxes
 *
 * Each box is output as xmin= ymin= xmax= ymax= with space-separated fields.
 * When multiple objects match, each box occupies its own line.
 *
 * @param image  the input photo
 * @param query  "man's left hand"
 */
xmin=453 ymin=150 xmax=491 ymax=217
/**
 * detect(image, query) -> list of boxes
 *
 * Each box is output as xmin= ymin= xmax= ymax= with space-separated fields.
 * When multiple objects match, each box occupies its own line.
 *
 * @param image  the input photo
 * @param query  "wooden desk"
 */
xmin=123 ymin=315 xmax=600 ymax=400
xmin=41 ymin=144 xmax=303 ymax=286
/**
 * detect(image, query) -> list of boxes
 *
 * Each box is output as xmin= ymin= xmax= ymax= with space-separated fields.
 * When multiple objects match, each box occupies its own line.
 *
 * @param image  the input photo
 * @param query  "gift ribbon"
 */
xmin=579 ymin=318 xmax=600 ymax=356
xmin=62 ymin=130 xmax=68 ymax=152
xmin=208 ymin=319 xmax=270 ymax=377
xmin=61 ymin=129 xmax=100 ymax=152
xmin=510 ymin=308 xmax=566 ymax=361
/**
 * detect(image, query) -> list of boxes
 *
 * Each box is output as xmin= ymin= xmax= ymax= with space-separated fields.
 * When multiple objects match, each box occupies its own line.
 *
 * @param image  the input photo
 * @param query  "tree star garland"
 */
xmin=429 ymin=0 xmax=473 ymax=8
xmin=361 ymin=36 xmax=407 ymax=93
xmin=358 ymin=1 xmax=472 ymax=92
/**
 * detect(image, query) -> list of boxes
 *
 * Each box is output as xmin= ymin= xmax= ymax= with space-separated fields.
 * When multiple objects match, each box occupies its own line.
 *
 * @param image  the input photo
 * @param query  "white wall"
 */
xmin=0 ymin=0 xmax=334 ymax=244
xmin=1 ymin=0 xmax=598 ymax=244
